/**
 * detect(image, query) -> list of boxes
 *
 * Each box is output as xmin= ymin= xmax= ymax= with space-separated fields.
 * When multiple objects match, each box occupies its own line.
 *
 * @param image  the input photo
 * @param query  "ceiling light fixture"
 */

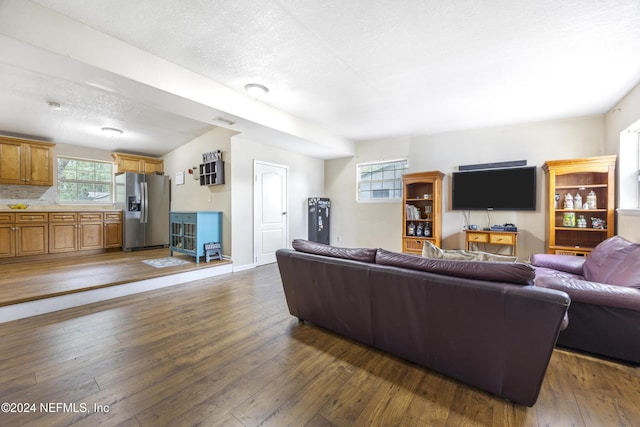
xmin=101 ymin=127 xmax=123 ymax=137
xmin=244 ymin=83 xmax=269 ymax=100
xmin=214 ymin=116 xmax=236 ymax=126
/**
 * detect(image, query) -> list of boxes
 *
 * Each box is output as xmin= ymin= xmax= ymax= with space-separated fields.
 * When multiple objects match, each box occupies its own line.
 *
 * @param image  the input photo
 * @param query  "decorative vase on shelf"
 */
xmin=586 ymin=191 xmax=597 ymax=210
xmin=564 ymin=193 xmax=573 ymax=209
xmin=574 ymin=192 xmax=582 ymax=209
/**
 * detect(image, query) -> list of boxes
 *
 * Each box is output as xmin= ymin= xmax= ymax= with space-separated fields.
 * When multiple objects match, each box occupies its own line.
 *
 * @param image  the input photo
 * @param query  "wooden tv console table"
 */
xmin=465 ymin=230 xmax=519 ymax=257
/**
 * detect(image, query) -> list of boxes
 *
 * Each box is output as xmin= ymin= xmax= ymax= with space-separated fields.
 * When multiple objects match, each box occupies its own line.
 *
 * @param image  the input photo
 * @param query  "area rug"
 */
xmin=142 ymin=257 xmax=191 ymax=268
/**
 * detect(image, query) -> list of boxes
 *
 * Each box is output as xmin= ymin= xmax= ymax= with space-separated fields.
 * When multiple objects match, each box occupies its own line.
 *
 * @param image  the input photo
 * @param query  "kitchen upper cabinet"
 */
xmin=112 ymin=152 xmax=164 ymax=174
xmin=0 ymin=136 xmax=55 ymax=186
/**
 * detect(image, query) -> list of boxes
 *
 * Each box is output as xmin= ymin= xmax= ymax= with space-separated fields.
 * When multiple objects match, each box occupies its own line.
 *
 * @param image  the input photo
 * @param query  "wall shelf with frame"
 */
xmin=199 ymin=150 xmax=224 ymax=186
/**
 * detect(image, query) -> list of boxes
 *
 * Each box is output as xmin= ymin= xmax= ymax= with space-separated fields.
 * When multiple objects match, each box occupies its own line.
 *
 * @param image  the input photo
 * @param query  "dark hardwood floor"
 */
xmin=0 ymin=263 xmax=638 ymax=426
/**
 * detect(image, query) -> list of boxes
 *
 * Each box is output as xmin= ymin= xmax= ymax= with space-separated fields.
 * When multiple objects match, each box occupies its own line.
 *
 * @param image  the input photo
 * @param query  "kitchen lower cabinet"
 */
xmin=1 ymin=209 xmax=123 ymax=260
xmin=49 ymin=212 xmax=79 ymax=253
xmin=15 ymin=212 xmax=48 ymax=256
xmin=17 ymin=223 xmax=49 ymax=256
xmin=103 ymin=211 xmax=123 ymax=248
xmin=0 ymin=223 xmax=15 ymax=258
xmin=78 ymin=212 xmax=103 ymax=250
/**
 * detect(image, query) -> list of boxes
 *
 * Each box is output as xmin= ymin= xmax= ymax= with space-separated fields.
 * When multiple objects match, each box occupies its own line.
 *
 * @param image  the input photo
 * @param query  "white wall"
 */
xmin=326 ymin=116 xmax=608 ymax=260
xmin=162 ymin=127 xmax=234 ymax=256
xmin=325 ymin=137 xmax=410 ymax=251
xmin=605 ymin=81 xmax=640 ymax=242
xmin=230 ymin=136 xmax=325 ymax=269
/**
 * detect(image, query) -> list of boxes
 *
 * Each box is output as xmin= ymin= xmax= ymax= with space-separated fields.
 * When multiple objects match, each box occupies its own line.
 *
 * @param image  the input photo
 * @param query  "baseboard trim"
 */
xmin=232 ymin=263 xmax=256 ymax=272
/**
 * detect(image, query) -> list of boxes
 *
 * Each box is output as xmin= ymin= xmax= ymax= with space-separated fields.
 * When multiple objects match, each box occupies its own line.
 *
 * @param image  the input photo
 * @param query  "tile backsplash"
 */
xmin=0 ymin=184 xmax=57 ymax=205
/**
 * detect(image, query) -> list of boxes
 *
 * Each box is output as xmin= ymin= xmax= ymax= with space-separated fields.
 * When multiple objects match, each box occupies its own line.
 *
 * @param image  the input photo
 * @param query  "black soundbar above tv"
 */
xmin=452 ymin=166 xmax=537 ymax=211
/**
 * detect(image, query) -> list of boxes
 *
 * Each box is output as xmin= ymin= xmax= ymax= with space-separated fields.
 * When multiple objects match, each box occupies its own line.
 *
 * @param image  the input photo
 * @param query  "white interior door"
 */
xmin=254 ymin=161 xmax=288 ymax=265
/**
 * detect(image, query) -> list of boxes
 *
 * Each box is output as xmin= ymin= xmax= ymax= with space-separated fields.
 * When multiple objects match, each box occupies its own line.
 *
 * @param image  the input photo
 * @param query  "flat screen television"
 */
xmin=452 ymin=166 xmax=537 ymax=210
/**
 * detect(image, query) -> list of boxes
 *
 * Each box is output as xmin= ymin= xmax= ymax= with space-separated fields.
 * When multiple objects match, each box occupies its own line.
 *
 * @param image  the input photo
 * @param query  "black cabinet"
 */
xmin=308 ymin=198 xmax=330 ymax=244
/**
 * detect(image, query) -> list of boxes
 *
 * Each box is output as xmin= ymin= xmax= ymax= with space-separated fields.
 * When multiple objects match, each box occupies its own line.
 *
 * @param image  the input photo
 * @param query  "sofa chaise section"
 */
xmin=532 ymin=235 xmax=640 ymax=364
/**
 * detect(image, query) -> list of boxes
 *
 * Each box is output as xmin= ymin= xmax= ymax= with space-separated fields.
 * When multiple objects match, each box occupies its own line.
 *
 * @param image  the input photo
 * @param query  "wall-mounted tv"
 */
xmin=452 ymin=166 xmax=537 ymax=210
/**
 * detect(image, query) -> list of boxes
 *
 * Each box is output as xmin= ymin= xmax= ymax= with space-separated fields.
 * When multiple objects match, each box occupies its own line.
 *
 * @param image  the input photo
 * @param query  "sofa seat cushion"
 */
xmin=536 ymin=276 xmax=640 ymax=312
xmin=292 ymin=239 xmax=377 ymax=263
xmin=376 ymin=248 xmax=535 ymax=285
xmin=422 ymin=240 xmax=517 ymax=262
xmin=533 ymin=266 xmax=584 ymax=282
xmin=583 ymin=236 xmax=640 ymax=287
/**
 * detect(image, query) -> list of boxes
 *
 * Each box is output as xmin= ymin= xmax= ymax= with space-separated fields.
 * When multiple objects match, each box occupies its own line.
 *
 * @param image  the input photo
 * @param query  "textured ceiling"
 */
xmin=1 ymin=0 xmax=640 ymax=157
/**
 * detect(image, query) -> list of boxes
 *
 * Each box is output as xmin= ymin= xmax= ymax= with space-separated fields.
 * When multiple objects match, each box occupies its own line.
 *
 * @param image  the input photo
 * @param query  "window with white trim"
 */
xmin=357 ymin=159 xmax=408 ymax=202
xmin=57 ymin=157 xmax=113 ymax=204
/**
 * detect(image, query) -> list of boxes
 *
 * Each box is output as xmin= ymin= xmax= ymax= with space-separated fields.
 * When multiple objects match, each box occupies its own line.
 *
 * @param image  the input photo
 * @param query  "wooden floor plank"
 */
xmin=0 ymin=263 xmax=638 ymax=426
xmin=0 ymin=247 xmax=229 ymax=306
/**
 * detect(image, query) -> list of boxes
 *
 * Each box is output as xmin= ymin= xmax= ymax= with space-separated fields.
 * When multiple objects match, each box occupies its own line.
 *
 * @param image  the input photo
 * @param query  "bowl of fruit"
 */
xmin=9 ymin=203 xmax=28 ymax=209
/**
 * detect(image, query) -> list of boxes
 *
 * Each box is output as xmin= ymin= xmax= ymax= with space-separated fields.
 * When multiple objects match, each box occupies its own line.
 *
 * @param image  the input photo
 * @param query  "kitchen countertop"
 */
xmin=0 ymin=205 xmax=122 ymax=212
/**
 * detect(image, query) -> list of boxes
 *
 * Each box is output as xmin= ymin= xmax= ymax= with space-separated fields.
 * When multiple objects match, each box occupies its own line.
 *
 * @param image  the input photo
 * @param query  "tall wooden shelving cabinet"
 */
xmin=402 ymin=171 xmax=444 ymax=254
xmin=542 ymin=155 xmax=616 ymax=255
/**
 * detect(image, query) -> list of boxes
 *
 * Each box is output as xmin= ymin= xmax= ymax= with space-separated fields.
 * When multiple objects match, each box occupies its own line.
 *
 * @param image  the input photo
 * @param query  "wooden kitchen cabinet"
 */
xmin=49 ymin=212 xmax=79 ymax=253
xmin=49 ymin=212 xmax=104 ymax=252
xmin=78 ymin=212 xmax=103 ymax=250
xmin=0 ymin=213 xmax=16 ymax=258
xmin=112 ymin=152 xmax=164 ymax=174
xmin=103 ymin=211 xmax=123 ymax=248
xmin=1 ymin=209 xmax=122 ymax=260
xmin=15 ymin=212 xmax=49 ymax=256
xmin=0 ymin=136 xmax=55 ymax=186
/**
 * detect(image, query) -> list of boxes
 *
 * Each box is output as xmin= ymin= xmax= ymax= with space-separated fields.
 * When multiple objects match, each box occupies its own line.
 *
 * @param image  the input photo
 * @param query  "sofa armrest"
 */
xmin=530 ymin=254 xmax=585 ymax=276
xmin=536 ymin=276 xmax=640 ymax=312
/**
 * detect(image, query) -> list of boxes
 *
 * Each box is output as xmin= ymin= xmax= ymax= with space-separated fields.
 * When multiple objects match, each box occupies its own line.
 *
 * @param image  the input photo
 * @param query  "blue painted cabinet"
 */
xmin=169 ymin=211 xmax=222 ymax=263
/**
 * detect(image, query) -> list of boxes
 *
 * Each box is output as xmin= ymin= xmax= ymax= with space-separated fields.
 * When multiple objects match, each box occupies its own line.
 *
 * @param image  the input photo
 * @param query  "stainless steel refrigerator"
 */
xmin=115 ymin=172 xmax=170 ymax=250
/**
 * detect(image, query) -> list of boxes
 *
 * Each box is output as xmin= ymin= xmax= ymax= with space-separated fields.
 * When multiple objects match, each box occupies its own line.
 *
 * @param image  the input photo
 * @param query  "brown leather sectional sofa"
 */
xmin=276 ymin=239 xmax=570 ymax=406
xmin=532 ymin=235 xmax=640 ymax=364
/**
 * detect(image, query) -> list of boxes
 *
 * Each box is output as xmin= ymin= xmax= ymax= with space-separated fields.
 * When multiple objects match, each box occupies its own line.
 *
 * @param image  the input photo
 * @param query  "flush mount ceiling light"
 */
xmin=101 ymin=127 xmax=123 ymax=137
xmin=244 ymin=83 xmax=269 ymax=100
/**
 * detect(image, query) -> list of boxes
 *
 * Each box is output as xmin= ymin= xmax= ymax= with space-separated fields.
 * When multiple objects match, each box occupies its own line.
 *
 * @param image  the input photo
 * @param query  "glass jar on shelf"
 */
xmin=562 ymin=212 xmax=576 ymax=227
xmin=586 ymin=191 xmax=597 ymax=209
xmin=577 ymin=215 xmax=587 ymax=228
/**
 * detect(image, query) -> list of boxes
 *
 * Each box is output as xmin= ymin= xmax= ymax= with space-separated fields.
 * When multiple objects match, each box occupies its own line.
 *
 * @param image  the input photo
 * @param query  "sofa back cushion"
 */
xmin=376 ymin=248 xmax=535 ymax=285
xmin=292 ymin=239 xmax=377 ymax=263
xmin=583 ymin=236 xmax=640 ymax=288
xmin=422 ymin=240 xmax=517 ymax=262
